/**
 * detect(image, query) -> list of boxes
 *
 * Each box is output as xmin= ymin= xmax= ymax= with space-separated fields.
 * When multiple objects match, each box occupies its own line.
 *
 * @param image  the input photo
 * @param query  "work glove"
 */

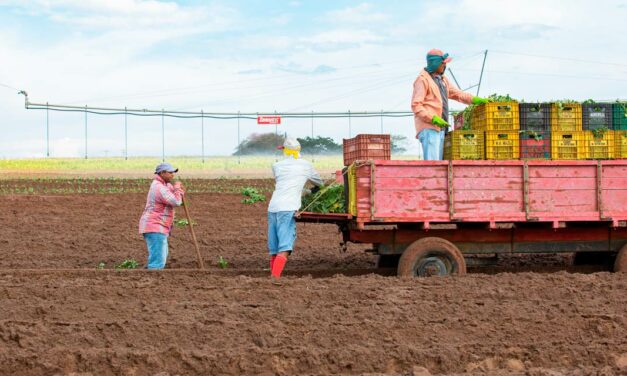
xmin=472 ymin=96 xmax=489 ymax=105
xmin=431 ymin=115 xmax=449 ymax=128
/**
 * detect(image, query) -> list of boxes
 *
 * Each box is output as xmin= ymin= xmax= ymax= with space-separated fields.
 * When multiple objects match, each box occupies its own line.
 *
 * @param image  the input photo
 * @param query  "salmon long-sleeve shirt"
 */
xmin=411 ymin=69 xmax=473 ymax=135
xmin=138 ymin=175 xmax=184 ymax=235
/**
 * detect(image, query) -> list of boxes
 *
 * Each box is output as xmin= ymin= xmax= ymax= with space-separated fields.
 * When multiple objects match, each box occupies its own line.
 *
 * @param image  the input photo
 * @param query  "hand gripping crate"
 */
xmin=444 ymin=130 xmax=485 ymax=160
xmin=551 ymin=131 xmax=587 ymax=160
xmin=520 ymin=103 xmax=551 ymax=132
xmin=471 ymin=102 xmax=520 ymax=131
xmin=520 ymin=130 xmax=551 ymax=159
xmin=582 ymin=103 xmax=613 ymax=131
xmin=550 ymin=103 xmax=582 ymax=131
xmin=585 ymin=130 xmax=615 ymax=159
xmin=485 ymin=130 xmax=520 ymax=160
xmin=343 ymin=134 xmax=391 ymax=166
xmin=613 ymin=102 xmax=627 ymax=130
xmin=615 ymin=130 xmax=627 ymax=158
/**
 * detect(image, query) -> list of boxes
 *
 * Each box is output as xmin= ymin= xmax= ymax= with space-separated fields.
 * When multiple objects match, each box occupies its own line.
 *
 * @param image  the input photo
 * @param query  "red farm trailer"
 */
xmin=297 ymin=160 xmax=627 ymax=276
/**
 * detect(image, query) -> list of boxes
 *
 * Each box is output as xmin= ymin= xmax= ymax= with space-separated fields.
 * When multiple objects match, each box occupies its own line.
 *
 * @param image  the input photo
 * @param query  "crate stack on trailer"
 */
xmin=615 ymin=103 xmax=627 ymax=158
xmin=520 ymin=103 xmax=551 ymax=159
xmin=444 ymin=100 xmax=626 ymax=160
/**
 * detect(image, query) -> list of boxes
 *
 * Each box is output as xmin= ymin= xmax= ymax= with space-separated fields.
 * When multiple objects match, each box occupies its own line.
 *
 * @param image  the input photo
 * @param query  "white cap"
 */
xmin=277 ymin=137 xmax=301 ymax=151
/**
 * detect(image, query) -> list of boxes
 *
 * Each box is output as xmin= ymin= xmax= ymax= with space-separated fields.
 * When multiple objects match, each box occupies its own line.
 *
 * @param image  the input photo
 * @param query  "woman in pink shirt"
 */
xmin=138 ymin=163 xmax=185 ymax=269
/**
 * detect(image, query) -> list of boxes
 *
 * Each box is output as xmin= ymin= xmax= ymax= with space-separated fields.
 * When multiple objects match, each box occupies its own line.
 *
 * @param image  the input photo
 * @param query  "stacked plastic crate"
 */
xmin=471 ymin=102 xmax=520 ymax=160
xmin=582 ymin=103 xmax=614 ymax=159
xmin=443 ymin=130 xmax=485 ymax=160
xmin=550 ymin=103 xmax=585 ymax=160
xmin=614 ymin=102 xmax=627 ymax=158
xmin=342 ymin=134 xmax=391 ymax=166
xmin=444 ymin=101 xmax=625 ymax=161
xmin=519 ymin=103 xmax=551 ymax=159
xmin=444 ymin=111 xmax=485 ymax=160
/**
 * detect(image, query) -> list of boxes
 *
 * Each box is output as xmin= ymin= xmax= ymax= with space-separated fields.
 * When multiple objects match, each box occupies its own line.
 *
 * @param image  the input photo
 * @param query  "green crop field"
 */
xmin=0 ymin=156 xmax=347 ymax=178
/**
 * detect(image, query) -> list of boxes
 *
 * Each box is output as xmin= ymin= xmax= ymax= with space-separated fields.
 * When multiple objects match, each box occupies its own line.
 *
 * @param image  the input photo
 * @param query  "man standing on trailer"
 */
xmin=267 ymin=137 xmax=324 ymax=284
xmin=411 ymin=48 xmax=489 ymax=160
xmin=138 ymin=163 xmax=185 ymax=269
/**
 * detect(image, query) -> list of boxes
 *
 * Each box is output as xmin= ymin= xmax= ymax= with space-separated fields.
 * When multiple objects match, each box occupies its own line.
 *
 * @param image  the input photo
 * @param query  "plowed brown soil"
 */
xmin=1 ymin=188 xmax=626 ymax=375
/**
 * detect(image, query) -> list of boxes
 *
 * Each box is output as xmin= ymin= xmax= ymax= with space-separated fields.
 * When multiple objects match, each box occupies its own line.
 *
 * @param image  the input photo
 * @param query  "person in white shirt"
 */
xmin=267 ymin=137 xmax=323 ymax=284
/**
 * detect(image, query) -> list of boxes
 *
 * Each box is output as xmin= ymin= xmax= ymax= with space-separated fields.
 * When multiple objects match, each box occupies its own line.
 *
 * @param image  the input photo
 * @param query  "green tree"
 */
xmin=297 ymin=136 xmax=342 ymax=155
xmin=391 ymin=134 xmax=408 ymax=154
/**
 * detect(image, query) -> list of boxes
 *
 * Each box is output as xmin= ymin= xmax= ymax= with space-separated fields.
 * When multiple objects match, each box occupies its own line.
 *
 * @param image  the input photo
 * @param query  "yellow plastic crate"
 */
xmin=444 ymin=130 xmax=485 ymax=160
xmin=550 ymin=103 xmax=583 ymax=131
xmin=485 ymin=131 xmax=520 ymax=160
xmin=551 ymin=131 xmax=587 ymax=160
xmin=616 ymin=130 xmax=627 ymax=159
xmin=471 ymin=102 xmax=520 ymax=131
xmin=347 ymin=163 xmax=357 ymax=216
xmin=585 ymin=130 xmax=615 ymax=159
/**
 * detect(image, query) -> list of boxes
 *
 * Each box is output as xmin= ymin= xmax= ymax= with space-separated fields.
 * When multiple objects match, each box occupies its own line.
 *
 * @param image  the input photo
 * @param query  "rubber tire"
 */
xmin=397 ymin=237 xmax=466 ymax=277
xmin=614 ymin=244 xmax=627 ymax=273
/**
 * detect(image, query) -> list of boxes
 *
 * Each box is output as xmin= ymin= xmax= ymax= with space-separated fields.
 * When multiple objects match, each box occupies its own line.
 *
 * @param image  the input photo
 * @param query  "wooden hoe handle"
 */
xmin=182 ymin=195 xmax=204 ymax=269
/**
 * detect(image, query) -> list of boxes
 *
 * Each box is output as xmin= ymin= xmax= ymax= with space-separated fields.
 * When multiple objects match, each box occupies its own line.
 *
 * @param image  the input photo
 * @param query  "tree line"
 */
xmin=233 ymin=133 xmax=408 ymax=155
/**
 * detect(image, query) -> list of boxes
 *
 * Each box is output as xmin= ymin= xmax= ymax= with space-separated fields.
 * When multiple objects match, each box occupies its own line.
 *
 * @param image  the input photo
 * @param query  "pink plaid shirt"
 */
xmin=138 ymin=175 xmax=184 ymax=235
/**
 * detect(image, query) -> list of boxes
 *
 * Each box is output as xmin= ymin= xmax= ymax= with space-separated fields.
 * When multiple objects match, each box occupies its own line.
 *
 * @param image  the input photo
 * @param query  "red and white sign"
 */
xmin=257 ymin=115 xmax=281 ymax=125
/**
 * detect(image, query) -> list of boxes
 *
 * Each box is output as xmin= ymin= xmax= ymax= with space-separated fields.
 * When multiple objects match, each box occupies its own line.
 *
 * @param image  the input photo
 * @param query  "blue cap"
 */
xmin=154 ymin=162 xmax=178 ymax=174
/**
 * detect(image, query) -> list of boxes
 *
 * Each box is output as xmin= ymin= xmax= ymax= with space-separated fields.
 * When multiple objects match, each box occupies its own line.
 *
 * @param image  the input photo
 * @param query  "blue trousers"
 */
xmin=418 ymin=128 xmax=445 ymax=160
xmin=143 ymin=232 xmax=168 ymax=269
xmin=267 ymin=211 xmax=297 ymax=255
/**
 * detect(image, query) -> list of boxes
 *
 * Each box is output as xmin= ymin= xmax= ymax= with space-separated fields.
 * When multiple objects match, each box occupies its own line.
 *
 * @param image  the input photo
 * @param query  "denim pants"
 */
xmin=267 ymin=211 xmax=297 ymax=255
xmin=418 ymin=128 xmax=445 ymax=160
xmin=143 ymin=232 xmax=168 ymax=269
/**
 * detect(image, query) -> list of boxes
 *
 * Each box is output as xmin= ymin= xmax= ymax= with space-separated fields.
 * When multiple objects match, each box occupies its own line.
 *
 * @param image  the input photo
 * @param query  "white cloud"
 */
xmin=3 ymin=0 xmax=237 ymax=31
xmin=1 ymin=0 xmax=626 ymax=158
xmin=307 ymin=29 xmax=382 ymax=44
xmin=325 ymin=3 xmax=388 ymax=24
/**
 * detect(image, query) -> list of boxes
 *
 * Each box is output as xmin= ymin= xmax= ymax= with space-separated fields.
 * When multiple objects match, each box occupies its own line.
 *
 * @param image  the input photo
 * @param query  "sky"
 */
xmin=0 ymin=0 xmax=626 ymax=158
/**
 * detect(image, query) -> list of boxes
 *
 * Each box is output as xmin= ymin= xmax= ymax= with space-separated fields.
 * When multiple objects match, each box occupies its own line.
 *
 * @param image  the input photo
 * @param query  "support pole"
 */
xmin=201 ymin=110 xmax=205 ymax=163
xmin=311 ymin=110 xmax=314 ymax=162
xmin=124 ymin=107 xmax=128 ymax=160
xmin=348 ymin=110 xmax=352 ymax=138
xmin=237 ymin=111 xmax=241 ymax=165
xmin=477 ymin=50 xmax=488 ymax=96
xmin=84 ymin=105 xmax=88 ymax=159
xmin=161 ymin=109 xmax=165 ymax=162
xmin=46 ymin=103 xmax=49 ymax=157
xmin=380 ymin=110 xmax=383 ymax=134
xmin=447 ymin=68 xmax=462 ymax=89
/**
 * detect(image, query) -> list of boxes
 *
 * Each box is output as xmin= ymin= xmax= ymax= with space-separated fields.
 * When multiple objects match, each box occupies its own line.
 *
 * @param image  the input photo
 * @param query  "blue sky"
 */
xmin=0 ymin=0 xmax=626 ymax=157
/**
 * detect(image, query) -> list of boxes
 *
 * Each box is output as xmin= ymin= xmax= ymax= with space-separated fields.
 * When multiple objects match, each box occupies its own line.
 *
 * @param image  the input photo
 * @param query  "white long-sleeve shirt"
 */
xmin=268 ymin=156 xmax=323 ymax=212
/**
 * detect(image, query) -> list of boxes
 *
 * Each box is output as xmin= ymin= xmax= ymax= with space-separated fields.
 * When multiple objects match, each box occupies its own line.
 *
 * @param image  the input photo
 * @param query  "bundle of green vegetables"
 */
xmin=460 ymin=93 xmax=519 ymax=130
xmin=300 ymin=184 xmax=345 ymax=213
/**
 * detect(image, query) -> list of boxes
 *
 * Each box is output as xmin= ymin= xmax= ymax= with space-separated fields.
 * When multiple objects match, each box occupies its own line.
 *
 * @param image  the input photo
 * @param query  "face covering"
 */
xmin=283 ymin=148 xmax=300 ymax=159
xmin=426 ymin=52 xmax=449 ymax=73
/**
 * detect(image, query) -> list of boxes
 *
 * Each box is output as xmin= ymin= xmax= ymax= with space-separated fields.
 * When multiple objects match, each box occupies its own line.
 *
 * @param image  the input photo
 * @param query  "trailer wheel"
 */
xmin=397 ymin=237 xmax=466 ymax=277
xmin=614 ymin=244 xmax=627 ymax=273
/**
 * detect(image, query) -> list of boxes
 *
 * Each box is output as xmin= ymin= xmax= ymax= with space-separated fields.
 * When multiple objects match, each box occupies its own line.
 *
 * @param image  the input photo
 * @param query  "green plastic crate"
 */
xmin=613 ymin=103 xmax=627 ymax=130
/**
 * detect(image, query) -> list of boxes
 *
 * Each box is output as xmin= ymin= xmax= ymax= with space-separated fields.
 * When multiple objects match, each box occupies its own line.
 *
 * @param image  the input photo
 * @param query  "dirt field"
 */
xmin=1 ymin=183 xmax=626 ymax=375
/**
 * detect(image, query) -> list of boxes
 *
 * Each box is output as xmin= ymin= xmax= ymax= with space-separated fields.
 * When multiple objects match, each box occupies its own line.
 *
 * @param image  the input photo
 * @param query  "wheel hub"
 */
xmin=415 ymin=256 xmax=448 ymax=276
